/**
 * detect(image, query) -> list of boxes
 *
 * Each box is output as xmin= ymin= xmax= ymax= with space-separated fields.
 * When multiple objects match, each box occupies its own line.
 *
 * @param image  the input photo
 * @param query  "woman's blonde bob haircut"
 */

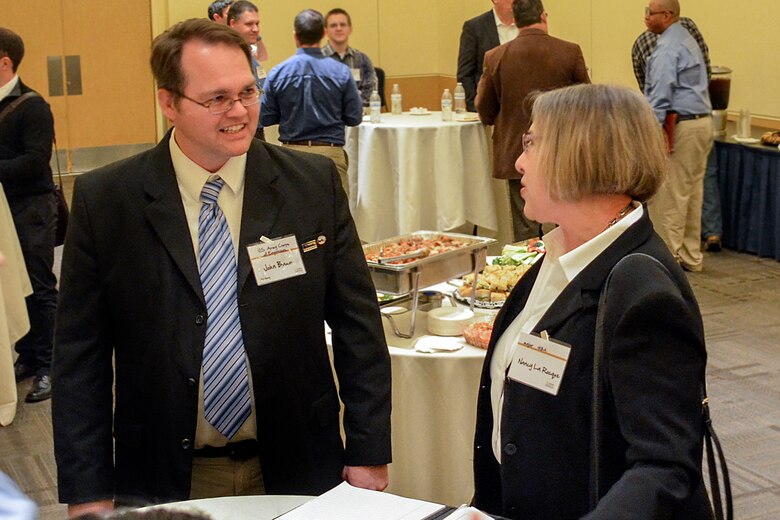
xmin=529 ymin=83 xmax=667 ymax=202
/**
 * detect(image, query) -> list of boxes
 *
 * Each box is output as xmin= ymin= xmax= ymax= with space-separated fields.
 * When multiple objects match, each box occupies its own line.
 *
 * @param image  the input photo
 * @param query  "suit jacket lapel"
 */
xmin=237 ymin=141 xmax=283 ymax=291
xmin=143 ymin=132 xmax=204 ymax=305
xmin=482 ymin=11 xmax=501 ymax=49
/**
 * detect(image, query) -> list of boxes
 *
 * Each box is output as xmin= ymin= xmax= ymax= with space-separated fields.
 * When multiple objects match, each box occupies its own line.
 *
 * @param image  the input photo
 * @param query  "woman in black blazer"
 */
xmin=472 ymin=84 xmax=712 ymax=519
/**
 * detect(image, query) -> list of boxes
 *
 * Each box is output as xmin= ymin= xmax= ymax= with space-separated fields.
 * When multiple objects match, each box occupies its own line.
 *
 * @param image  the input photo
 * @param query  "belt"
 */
xmin=282 ymin=140 xmax=340 ymax=147
xmin=193 ymin=439 xmax=258 ymax=461
xmin=677 ymin=113 xmax=711 ymax=121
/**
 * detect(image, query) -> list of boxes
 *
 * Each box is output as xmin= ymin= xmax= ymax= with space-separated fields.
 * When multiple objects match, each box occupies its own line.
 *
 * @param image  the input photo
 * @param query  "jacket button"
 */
xmin=181 ymin=438 xmax=191 ymax=450
xmin=187 ymin=377 xmax=197 ymax=387
xmin=195 ymin=314 xmax=205 ymax=326
xmin=503 ymin=443 xmax=517 ymax=456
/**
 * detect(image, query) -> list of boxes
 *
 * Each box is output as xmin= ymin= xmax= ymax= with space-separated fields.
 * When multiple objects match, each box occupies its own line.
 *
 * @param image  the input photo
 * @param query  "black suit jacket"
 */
xmin=52 ymin=134 xmax=392 ymax=504
xmin=473 ymin=209 xmax=711 ymax=519
xmin=0 ymin=79 xmax=55 ymax=202
xmin=456 ymin=10 xmax=500 ymax=112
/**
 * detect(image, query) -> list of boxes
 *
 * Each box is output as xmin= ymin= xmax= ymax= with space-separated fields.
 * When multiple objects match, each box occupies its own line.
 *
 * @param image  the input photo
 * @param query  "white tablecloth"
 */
xmin=380 ymin=306 xmax=487 ymax=506
xmin=0 ymin=184 xmax=32 ymax=426
xmin=146 ymin=495 xmax=313 ymax=519
xmin=345 ymin=112 xmax=498 ymax=242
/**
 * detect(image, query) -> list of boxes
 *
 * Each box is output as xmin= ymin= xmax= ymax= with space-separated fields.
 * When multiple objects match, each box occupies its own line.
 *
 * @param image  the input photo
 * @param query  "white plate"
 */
xmin=408 ymin=111 xmax=432 ymax=116
xmin=732 ymin=135 xmax=760 ymax=144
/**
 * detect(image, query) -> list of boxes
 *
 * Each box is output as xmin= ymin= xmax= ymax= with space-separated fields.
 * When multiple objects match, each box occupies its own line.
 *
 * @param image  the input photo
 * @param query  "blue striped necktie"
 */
xmin=198 ymin=177 xmax=251 ymax=439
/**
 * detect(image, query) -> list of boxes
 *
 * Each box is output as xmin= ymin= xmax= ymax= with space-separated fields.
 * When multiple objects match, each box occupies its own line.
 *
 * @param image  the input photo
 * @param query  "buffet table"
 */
xmin=0 ymin=184 xmax=33 ymax=426
xmin=345 ymin=113 xmax=498 ymax=242
xmin=325 ymin=298 xmax=488 ymax=506
xmin=381 ymin=308 xmax=487 ymax=506
xmin=715 ymin=135 xmax=780 ymax=261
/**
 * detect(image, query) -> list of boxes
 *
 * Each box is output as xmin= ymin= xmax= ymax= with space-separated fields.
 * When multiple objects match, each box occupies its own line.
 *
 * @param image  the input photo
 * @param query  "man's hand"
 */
xmin=342 ymin=464 xmax=389 ymax=491
xmin=68 ymin=500 xmax=114 ymax=518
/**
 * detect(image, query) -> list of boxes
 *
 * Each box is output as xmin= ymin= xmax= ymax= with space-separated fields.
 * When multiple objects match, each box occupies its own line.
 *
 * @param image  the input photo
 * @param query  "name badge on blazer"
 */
xmin=247 ymin=235 xmax=306 ymax=286
xmin=507 ymin=331 xmax=571 ymax=396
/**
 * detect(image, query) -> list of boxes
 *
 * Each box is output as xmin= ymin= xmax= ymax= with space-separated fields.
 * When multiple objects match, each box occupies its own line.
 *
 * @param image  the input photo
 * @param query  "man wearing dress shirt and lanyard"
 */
xmin=52 ymin=19 xmax=390 ymax=517
xmin=643 ymin=0 xmax=713 ymax=272
xmin=456 ymin=0 xmax=518 ymax=113
xmin=261 ymin=9 xmax=363 ymax=199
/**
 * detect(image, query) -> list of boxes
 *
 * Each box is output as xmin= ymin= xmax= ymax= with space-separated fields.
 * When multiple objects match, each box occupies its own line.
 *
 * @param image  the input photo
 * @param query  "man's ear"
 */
xmin=157 ymin=88 xmax=177 ymax=122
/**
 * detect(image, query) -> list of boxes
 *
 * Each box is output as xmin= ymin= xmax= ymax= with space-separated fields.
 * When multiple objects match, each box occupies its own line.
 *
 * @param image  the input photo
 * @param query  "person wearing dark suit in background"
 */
xmin=52 ymin=19 xmax=390 ymax=518
xmin=0 ymin=27 xmax=57 ymax=403
xmin=476 ymin=0 xmax=589 ymax=242
xmin=456 ymin=0 xmax=516 ymax=113
xmin=472 ymin=84 xmax=711 ymax=520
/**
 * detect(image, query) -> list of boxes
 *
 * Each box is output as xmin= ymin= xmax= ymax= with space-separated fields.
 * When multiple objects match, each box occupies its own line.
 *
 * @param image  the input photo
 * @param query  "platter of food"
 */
xmin=452 ymin=240 xmax=545 ymax=309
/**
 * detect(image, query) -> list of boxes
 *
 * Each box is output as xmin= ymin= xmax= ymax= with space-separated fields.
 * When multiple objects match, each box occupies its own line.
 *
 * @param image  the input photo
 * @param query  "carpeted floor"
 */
xmin=1 ymin=247 xmax=778 ymax=519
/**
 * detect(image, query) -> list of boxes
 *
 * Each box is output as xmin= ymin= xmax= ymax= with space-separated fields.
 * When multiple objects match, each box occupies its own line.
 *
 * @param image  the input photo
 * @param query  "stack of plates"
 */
xmin=427 ymin=307 xmax=475 ymax=336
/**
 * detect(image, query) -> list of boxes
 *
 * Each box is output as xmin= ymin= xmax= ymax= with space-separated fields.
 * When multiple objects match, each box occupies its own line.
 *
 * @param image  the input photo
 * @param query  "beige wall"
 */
xmin=150 ymin=0 xmax=779 ymax=126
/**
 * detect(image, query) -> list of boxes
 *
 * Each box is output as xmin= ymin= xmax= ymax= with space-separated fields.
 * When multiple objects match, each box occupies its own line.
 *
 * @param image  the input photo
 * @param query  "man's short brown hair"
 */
xmin=150 ymin=18 xmax=252 ymax=96
xmin=0 ymin=27 xmax=24 ymax=72
xmin=325 ymin=8 xmax=352 ymax=27
xmin=530 ymin=84 xmax=667 ymax=202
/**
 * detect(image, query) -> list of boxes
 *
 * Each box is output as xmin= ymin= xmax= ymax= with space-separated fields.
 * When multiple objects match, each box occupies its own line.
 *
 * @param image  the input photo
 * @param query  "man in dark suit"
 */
xmin=0 ymin=27 xmax=57 ymax=403
xmin=476 ymin=0 xmax=589 ymax=242
xmin=456 ymin=0 xmax=516 ymax=113
xmin=52 ymin=19 xmax=391 ymax=517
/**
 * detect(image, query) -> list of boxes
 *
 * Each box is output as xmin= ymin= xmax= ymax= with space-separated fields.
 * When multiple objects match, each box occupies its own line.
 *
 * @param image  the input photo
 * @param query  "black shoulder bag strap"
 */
xmin=589 ymin=252 xmax=733 ymax=520
xmin=0 ymin=91 xmax=40 ymax=125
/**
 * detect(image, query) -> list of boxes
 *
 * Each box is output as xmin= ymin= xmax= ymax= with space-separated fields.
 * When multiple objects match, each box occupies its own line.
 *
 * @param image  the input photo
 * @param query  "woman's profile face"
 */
xmin=515 ymin=123 xmax=549 ymax=223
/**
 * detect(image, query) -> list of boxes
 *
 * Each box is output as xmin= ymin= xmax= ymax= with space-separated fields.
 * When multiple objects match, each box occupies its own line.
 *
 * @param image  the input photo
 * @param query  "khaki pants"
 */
xmin=282 ymin=144 xmax=349 ymax=198
xmin=189 ymin=456 xmax=265 ymax=499
xmin=648 ymin=117 xmax=713 ymax=271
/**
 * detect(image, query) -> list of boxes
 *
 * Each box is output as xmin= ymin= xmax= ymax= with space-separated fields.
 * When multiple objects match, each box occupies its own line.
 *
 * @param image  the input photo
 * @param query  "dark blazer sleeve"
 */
xmin=52 ymin=175 xmax=116 ymax=504
xmin=321 ymin=157 xmax=392 ymax=465
xmin=585 ymin=255 xmax=706 ymax=519
xmin=457 ymin=18 xmax=481 ymax=112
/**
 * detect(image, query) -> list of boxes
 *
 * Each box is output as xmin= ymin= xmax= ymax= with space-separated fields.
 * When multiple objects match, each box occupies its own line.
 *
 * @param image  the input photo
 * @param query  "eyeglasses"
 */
xmin=175 ymin=87 xmax=261 ymax=115
xmin=522 ymin=132 xmax=535 ymax=152
xmin=644 ymin=7 xmax=671 ymax=16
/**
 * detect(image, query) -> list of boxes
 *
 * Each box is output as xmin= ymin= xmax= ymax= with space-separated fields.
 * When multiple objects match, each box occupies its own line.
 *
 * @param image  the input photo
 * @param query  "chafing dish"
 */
xmin=363 ymin=231 xmax=496 ymax=337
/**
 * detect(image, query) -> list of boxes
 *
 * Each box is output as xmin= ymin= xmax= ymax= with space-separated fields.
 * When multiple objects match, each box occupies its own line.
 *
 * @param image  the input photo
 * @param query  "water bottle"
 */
xmin=391 ymin=84 xmax=403 ymax=115
xmin=441 ymin=89 xmax=453 ymax=121
xmin=454 ymin=82 xmax=466 ymax=114
xmin=369 ymin=89 xmax=381 ymax=123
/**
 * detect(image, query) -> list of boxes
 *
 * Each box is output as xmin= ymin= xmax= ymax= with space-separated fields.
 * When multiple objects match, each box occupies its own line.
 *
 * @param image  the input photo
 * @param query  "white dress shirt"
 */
xmin=490 ymin=204 xmax=644 ymax=461
xmin=169 ymin=130 xmax=257 ymax=448
xmin=493 ymin=9 xmax=519 ymax=45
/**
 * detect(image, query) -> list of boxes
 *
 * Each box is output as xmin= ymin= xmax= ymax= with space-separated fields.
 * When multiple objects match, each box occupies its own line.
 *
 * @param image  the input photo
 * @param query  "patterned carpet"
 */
xmin=1 ymin=248 xmax=778 ymax=519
